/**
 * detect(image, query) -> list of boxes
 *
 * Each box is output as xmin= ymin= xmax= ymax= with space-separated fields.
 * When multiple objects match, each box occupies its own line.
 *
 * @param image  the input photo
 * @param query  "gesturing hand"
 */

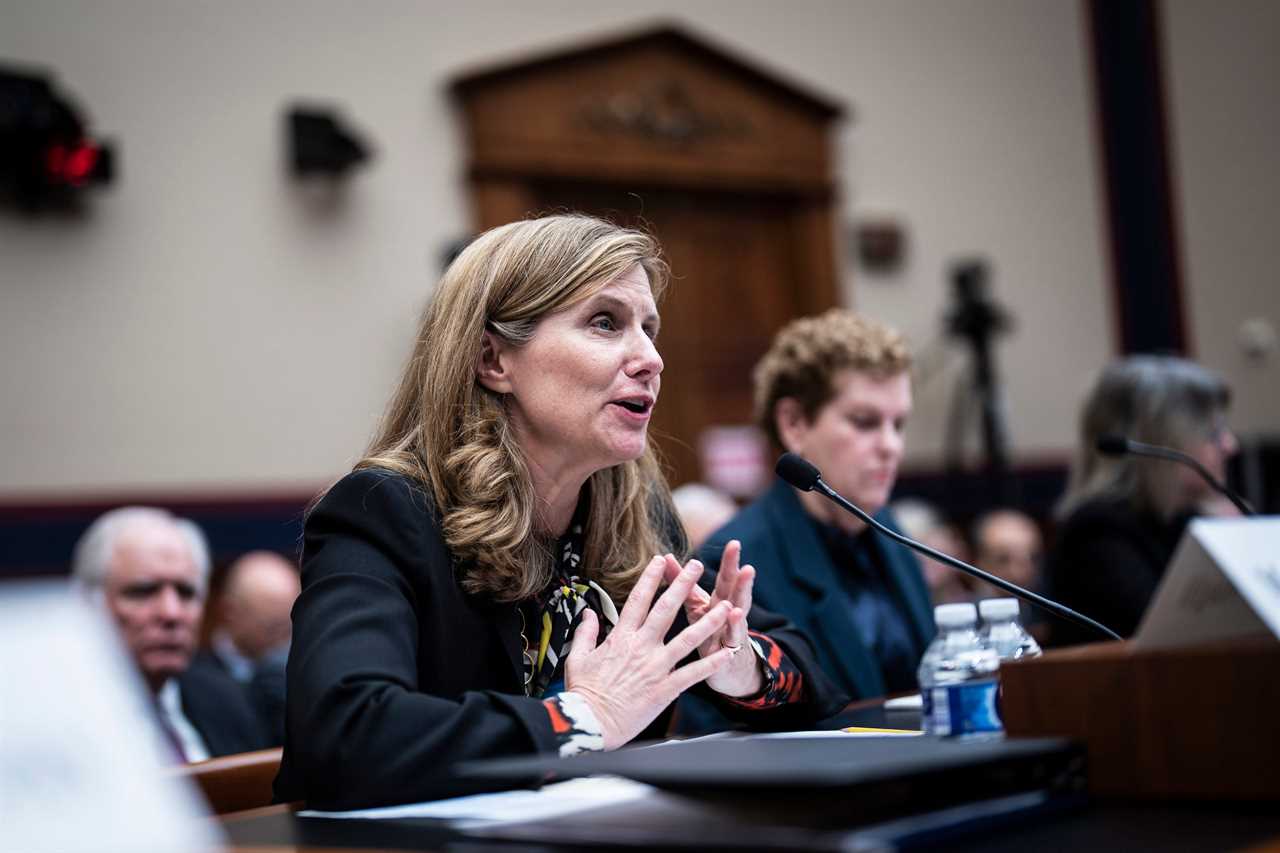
xmin=564 ymin=555 xmax=737 ymax=750
xmin=661 ymin=540 xmax=763 ymax=698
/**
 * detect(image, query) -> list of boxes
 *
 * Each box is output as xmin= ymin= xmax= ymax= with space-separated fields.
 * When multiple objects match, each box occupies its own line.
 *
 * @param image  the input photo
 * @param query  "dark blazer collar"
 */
xmin=761 ymin=479 xmax=834 ymax=598
xmin=495 ymin=603 xmax=526 ymax=691
xmin=760 ymin=478 xmax=936 ymax=683
xmin=457 ymin=549 xmax=527 ymax=695
xmin=869 ymin=507 xmax=937 ymax=648
xmin=759 ymin=479 xmax=887 ymax=697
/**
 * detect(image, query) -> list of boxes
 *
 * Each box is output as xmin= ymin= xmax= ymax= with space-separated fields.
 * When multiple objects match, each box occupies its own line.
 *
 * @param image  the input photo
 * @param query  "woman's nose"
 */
xmin=627 ymin=331 xmax=664 ymax=378
xmin=1219 ymin=427 xmax=1240 ymax=457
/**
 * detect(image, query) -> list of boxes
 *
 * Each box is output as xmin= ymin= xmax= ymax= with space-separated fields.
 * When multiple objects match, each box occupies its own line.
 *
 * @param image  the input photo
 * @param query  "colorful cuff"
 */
xmin=721 ymin=631 xmax=806 ymax=709
xmin=543 ymin=690 xmax=606 ymax=756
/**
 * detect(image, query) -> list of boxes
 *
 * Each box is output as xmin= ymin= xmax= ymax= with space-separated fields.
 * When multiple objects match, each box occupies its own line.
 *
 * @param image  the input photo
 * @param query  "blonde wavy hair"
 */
xmin=357 ymin=214 xmax=679 ymax=604
xmin=753 ymin=308 xmax=912 ymax=448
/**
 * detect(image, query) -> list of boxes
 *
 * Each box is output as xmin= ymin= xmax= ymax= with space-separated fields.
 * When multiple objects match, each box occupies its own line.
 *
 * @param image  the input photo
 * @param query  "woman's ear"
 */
xmin=774 ymin=397 xmax=809 ymax=454
xmin=476 ymin=329 xmax=514 ymax=394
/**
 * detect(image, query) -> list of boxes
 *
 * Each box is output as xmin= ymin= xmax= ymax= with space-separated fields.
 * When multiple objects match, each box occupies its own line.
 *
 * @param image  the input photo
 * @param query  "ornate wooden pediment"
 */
xmin=451 ymin=24 xmax=845 ymax=195
xmin=450 ymin=25 xmax=846 ymax=487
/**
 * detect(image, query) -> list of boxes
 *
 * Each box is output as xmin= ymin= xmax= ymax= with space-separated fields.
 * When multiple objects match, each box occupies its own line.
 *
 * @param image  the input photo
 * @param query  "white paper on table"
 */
xmin=882 ymin=693 xmax=924 ymax=711
xmin=298 ymin=775 xmax=656 ymax=826
xmin=640 ymin=731 xmax=736 ymax=748
xmin=748 ymin=729 xmax=921 ymax=739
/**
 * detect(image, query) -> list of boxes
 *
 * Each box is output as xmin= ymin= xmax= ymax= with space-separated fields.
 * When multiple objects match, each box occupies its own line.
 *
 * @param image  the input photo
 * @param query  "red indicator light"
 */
xmin=65 ymin=145 xmax=98 ymax=185
xmin=43 ymin=141 xmax=100 ymax=186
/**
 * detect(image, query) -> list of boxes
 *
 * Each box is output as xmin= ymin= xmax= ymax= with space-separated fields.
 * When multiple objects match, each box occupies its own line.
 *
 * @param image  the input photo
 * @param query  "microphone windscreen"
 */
xmin=1096 ymin=434 xmax=1131 ymax=456
xmin=776 ymin=453 xmax=821 ymax=492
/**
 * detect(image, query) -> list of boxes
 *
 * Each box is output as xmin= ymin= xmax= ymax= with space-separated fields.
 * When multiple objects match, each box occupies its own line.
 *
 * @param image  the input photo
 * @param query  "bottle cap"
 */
xmin=934 ymin=602 xmax=977 ymax=627
xmin=978 ymin=598 xmax=1020 ymax=620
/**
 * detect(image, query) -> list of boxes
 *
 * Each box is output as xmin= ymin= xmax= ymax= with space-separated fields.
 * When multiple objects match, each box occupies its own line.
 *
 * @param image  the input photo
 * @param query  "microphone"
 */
xmin=1096 ymin=435 xmax=1254 ymax=516
xmin=776 ymin=452 xmax=1122 ymax=641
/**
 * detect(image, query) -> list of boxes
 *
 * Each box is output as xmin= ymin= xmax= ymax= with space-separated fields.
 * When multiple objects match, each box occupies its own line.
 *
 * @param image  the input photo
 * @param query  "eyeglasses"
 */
xmin=1206 ymin=415 xmax=1233 ymax=446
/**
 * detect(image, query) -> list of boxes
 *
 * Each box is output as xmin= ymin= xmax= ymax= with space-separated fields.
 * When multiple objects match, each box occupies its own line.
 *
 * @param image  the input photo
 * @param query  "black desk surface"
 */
xmin=221 ymin=700 xmax=1280 ymax=852
xmin=222 ymin=802 xmax=1280 ymax=852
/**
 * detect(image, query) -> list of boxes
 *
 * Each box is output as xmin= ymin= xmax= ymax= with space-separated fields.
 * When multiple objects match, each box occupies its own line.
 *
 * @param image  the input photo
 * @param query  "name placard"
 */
xmin=1133 ymin=517 xmax=1280 ymax=650
xmin=0 ymin=581 xmax=220 ymax=853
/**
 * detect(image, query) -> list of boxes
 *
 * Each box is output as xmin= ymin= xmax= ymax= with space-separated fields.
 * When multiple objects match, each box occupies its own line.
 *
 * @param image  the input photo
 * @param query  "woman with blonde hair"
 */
xmin=1046 ymin=354 xmax=1238 ymax=646
xmin=274 ymin=215 xmax=840 ymax=809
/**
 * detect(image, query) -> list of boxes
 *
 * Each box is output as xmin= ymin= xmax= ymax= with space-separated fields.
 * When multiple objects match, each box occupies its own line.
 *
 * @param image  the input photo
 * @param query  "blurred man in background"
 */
xmin=891 ymin=497 xmax=975 ymax=606
xmin=972 ymin=508 xmax=1047 ymax=639
xmin=972 ymin=509 xmax=1043 ymax=595
xmin=199 ymin=550 xmax=299 ymax=743
xmin=72 ymin=507 xmax=268 ymax=762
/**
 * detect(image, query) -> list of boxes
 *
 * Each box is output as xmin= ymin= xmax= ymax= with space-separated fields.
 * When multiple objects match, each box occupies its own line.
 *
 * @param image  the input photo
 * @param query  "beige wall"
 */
xmin=0 ymin=0 xmax=1152 ymax=495
xmin=819 ymin=0 xmax=1110 ymax=467
xmin=1164 ymin=0 xmax=1280 ymax=437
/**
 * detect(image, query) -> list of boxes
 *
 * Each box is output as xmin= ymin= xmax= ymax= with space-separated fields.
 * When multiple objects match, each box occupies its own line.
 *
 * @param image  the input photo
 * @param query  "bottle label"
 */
xmin=924 ymin=679 xmax=1002 ymax=736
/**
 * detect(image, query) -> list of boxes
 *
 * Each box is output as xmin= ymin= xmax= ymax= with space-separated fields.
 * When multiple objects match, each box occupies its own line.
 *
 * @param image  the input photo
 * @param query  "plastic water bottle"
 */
xmin=918 ymin=603 xmax=1002 ymax=737
xmin=979 ymin=597 xmax=1043 ymax=661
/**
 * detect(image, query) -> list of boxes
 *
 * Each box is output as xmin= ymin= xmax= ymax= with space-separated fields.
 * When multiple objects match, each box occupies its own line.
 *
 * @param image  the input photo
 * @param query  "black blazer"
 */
xmin=274 ymin=469 xmax=844 ymax=810
xmin=179 ymin=659 xmax=272 ymax=758
xmin=191 ymin=648 xmax=287 ymax=746
xmin=1045 ymin=496 xmax=1190 ymax=646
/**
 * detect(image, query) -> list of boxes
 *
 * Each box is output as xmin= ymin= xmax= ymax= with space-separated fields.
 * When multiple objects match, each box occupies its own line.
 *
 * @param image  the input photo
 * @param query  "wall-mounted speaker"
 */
xmin=286 ymin=106 xmax=370 ymax=177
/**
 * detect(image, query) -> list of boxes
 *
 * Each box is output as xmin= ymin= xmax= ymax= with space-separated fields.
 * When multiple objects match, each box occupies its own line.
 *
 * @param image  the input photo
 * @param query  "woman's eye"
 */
xmin=591 ymin=314 xmax=616 ymax=332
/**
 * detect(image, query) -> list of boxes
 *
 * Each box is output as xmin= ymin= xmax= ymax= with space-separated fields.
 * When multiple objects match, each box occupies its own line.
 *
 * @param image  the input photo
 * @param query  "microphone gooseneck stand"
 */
xmin=1096 ymin=434 xmax=1255 ymax=517
xmin=775 ymin=453 xmax=1122 ymax=642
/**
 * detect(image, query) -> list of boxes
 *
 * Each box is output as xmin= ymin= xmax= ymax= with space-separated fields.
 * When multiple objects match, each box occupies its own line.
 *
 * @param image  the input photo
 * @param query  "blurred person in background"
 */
xmin=72 ymin=508 xmax=269 ymax=762
xmin=1046 ymin=355 xmax=1238 ymax=646
xmin=891 ymin=497 xmax=975 ymax=607
xmin=671 ymin=483 xmax=738 ymax=552
xmin=972 ymin=509 xmax=1042 ymax=594
xmin=198 ymin=550 xmax=300 ymax=743
xmin=698 ymin=310 xmax=934 ymax=703
xmin=971 ymin=508 xmax=1048 ymax=641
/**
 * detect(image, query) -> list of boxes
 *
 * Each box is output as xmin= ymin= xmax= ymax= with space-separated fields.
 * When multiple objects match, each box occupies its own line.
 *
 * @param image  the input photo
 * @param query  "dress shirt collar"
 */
xmin=211 ymin=630 xmax=255 ymax=683
xmin=156 ymin=677 xmax=211 ymax=763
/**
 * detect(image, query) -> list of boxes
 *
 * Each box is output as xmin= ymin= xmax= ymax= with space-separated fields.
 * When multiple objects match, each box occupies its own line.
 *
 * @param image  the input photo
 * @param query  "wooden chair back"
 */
xmin=174 ymin=747 xmax=283 ymax=815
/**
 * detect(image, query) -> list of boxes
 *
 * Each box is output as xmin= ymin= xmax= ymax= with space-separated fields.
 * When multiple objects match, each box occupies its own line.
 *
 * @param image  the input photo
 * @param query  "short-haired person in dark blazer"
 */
xmin=692 ymin=311 xmax=935 ymax=722
xmin=273 ymin=215 xmax=844 ymax=810
xmin=71 ymin=508 xmax=270 ymax=762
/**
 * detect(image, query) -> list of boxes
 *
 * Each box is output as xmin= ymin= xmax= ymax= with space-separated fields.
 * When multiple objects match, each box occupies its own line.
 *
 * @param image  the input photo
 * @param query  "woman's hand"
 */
xmin=564 ymin=555 xmax=737 ymax=749
xmin=662 ymin=541 xmax=764 ymax=698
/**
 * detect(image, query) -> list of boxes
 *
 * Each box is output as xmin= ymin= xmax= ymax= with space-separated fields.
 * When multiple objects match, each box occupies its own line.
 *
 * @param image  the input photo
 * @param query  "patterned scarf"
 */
xmin=522 ymin=496 xmax=619 ymax=698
